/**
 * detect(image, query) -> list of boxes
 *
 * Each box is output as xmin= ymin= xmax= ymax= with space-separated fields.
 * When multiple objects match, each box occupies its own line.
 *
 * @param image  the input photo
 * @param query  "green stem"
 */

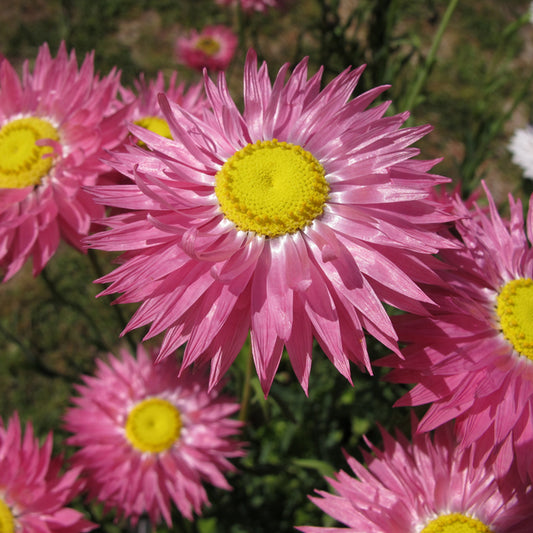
xmin=0 ymin=321 xmax=70 ymax=380
xmin=87 ymin=249 xmax=138 ymax=353
xmin=40 ymin=266 xmax=110 ymax=353
xmin=402 ymin=0 xmax=459 ymax=114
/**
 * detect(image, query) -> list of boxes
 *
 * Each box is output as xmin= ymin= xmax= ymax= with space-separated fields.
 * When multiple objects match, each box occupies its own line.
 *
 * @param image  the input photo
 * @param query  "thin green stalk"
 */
xmin=402 ymin=0 xmax=459 ymax=114
xmin=40 ymin=265 xmax=110 ymax=353
xmin=87 ymin=249 xmax=138 ymax=353
xmin=0 ymin=321 xmax=70 ymax=380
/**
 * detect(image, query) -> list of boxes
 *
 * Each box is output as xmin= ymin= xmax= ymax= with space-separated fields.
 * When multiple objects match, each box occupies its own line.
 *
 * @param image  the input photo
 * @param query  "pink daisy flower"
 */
xmin=0 ymin=42 xmax=127 ymax=281
xmin=120 ymin=71 xmax=207 ymax=145
xmin=88 ymin=50 xmax=454 ymax=395
xmin=299 ymin=419 xmax=533 ymax=532
xmin=0 ymin=412 xmax=95 ymax=533
xmin=379 ymin=184 xmax=533 ymax=481
xmin=175 ymin=25 xmax=238 ymax=72
xmin=98 ymin=72 xmax=207 ymax=188
xmin=64 ymin=344 xmax=245 ymax=526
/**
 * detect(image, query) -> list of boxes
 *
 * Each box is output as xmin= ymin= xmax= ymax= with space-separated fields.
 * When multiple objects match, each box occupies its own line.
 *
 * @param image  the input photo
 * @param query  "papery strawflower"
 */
xmin=299 ymin=418 xmax=533 ymax=533
xmin=64 ymin=345 xmax=245 ymax=526
xmin=379 ymin=184 xmax=533 ymax=481
xmin=88 ymin=50 xmax=454 ymax=395
xmin=0 ymin=42 xmax=127 ymax=281
xmin=508 ymin=125 xmax=533 ymax=180
xmin=0 ymin=412 xmax=95 ymax=533
xmin=175 ymin=25 xmax=238 ymax=72
xmin=120 ymin=71 xmax=207 ymax=145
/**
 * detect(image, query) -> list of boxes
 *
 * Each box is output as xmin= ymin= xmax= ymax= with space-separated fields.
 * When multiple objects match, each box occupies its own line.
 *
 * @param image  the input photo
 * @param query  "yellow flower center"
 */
xmin=0 ymin=117 xmax=59 ymax=188
xmin=0 ymin=498 xmax=15 ymax=533
xmin=195 ymin=36 xmax=221 ymax=56
xmin=214 ymin=140 xmax=330 ymax=238
xmin=133 ymin=116 xmax=173 ymax=143
xmin=496 ymin=278 xmax=533 ymax=361
xmin=125 ymin=397 xmax=182 ymax=454
xmin=421 ymin=513 xmax=493 ymax=533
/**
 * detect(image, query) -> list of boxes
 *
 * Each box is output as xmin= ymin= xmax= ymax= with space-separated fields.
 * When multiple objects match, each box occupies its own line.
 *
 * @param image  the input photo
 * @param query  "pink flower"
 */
xmin=299 ymin=418 xmax=533 ymax=532
xmin=121 ymin=71 xmax=207 ymax=145
xmin=216 ymin=0 xmax=285 ymax=12
xmin=64 ymin=345 xmax=245 ymax=526
xmin=0 ymin=42 xmax=127 ymax=281
xmin=379 ymin=184 xmax=533 ymax=481
xmin=175 ymin=25 xmax=238 ymax=72
xmin=0 ymin=412 xmax=95 ymax=533
xmin=88 ymin=50 xmax=454 ymax=395
xmin=98 ymin=71 xmax=208 ymax=188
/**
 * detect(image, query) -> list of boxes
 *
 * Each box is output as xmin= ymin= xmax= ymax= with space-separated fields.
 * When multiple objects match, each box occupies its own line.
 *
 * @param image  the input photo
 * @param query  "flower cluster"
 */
xmin=1 ymin=21 xmax=533 ymax=532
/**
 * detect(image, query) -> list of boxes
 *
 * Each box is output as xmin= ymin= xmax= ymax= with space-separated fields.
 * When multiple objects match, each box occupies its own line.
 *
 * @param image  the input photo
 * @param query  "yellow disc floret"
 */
xmin=195 ymin=36 xmax=221 ymax=56
xmin=0 ymin=498 xmax=15 ymax=533
xmin=421 ymin=513 xmax=493 ymax=533
xmin=496 ymin=277 xmax=533 ymax=361
xmin=215 ymin=139 xmax=329 ymax=238
xmin=134 ymin=116 xmax=173 ymax=146
xmin=0 ymin=117 xmax=59 ymax=188
xmin=125 ymin=397 xmax=182 ymax=454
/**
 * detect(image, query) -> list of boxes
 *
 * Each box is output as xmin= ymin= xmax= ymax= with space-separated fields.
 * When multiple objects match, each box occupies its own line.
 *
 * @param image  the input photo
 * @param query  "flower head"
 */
xmin=175 ymin=25 xmax=238 ymax=72
xmin=0 ymin=42 xmax=126 ymax=281
xmin=121 ymin=71 xmax=207 ymax=145
xmin=64 ymin=345 xmax=245 ymax=526
xmin=299 ymin=418 xmax=533 ymax=532
xmin=88 ymin=50 xmax=454 ymax=395
xmin=509 ymin=125 xmax=533 ymax=180
xmin=379 ymin=184 xmax=533 ymax=481
xmin=0 ymin=412 xmax=95 ymax=533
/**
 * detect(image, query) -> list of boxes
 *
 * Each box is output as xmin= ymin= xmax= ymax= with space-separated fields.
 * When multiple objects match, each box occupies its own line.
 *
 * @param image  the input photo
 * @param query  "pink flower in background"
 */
xmin=88 ymin=49 xmax=454 ymax=395
xmin=216 ymin=0 xmax=285 ymax=12
xmin=175 ymin=25 xmax=238 ymax=72
xmin=120 ymin=71 xmax=207 ymax=144
xmin=379 ymin=184 xmax=533 ymax=481
xmin=0 ymin=412 xmax=95 ymax=533
xmin=98 ymin=71 xmax=208 ymax=188
xmin=0 ymin=42 xmax=127 ymax=281
xmin=64 ymin=345 xmax=245 ymax=526
xmin=299 ymin=419 xmax=533 ymax=532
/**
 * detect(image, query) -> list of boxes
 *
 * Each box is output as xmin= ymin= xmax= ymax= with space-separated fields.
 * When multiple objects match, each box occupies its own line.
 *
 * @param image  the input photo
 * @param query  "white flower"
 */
xmin=509 ymin=126 xmax=533 ymax=180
